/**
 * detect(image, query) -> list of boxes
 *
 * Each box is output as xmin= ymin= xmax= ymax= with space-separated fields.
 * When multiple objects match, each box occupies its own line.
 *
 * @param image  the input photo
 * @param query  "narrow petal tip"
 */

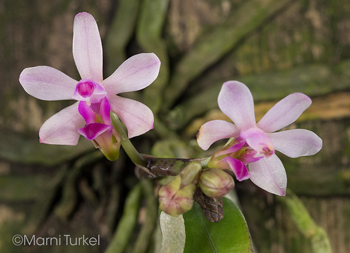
xmin=279 ymin=189 xmax=286 ymax=196
xmin=148 ymin=53 xmax=161 ymax=66
xmin=74 ymin=12 xmax=94 ymax=21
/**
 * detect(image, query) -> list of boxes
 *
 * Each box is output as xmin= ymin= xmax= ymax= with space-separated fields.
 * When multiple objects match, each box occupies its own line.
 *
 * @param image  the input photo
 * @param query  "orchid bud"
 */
xmin=159 ymin=161 xmax=202 ymax=216
xmin=159 ymin=175 xmax=181 ymax=199
xmin=159 ymin=176 xmax=197 ymax=216
xmin=199 ymin=168 xmax=234 ymax=198
xmin=178 ymin=161 xmax=202 ymax=186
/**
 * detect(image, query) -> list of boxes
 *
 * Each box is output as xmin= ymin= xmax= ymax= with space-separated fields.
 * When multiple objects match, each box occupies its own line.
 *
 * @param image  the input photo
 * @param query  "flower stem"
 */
xmin=105 ymin=183 xmax=142 ymax=253
xmin=110 ymin=113 xmax=212 ymax=176
xmin=110 ymin=112 xmax=147 ymax=167
xmin=137 ymin=156 xmax=211 ymax=179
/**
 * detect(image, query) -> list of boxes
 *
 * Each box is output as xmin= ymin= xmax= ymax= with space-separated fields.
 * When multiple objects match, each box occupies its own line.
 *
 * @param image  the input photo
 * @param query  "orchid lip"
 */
xmin=78 ymin=123 xmax=111 ymax=140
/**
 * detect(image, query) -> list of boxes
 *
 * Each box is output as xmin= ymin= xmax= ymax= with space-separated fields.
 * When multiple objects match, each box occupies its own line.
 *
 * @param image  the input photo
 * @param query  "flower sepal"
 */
xmin=94 ymin=129 xmax=121 ymax=161
xmin=78 ymin=122 xmax=121 ymax=161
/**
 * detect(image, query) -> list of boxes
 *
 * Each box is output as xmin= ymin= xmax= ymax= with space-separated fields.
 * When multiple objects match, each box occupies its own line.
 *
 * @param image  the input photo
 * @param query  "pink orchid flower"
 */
xmin=19 ymin=13 xmax=160 ymax=149
xmin=197 ymin=81 xmax=322 ymax=196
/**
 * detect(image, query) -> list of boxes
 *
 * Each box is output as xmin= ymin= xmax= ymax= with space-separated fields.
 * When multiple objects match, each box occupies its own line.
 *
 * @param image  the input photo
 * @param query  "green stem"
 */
xmin=199 ymin=156 xmax=211 ymax=169
xmin=132 ymin=180 xmax=158 ymax=253
xmin=277 ymin=189 xmax=332 ymax=253
xmin=110 ymin=112 xmax=146 ymax=167
xmin=110 ymin=113 xmax=213 ymax=177
xmin=105 ymin=183 xmax=142 ymax=253
xmin=138 ymin=156 xmax=211 ymax=178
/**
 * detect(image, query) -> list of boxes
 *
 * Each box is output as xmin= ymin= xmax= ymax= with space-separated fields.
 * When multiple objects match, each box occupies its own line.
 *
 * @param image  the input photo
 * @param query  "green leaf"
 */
xmin=183 ymin=197 xmax=253 ymax=253
xmin=159 ymin=212 xmax=186 ymax=253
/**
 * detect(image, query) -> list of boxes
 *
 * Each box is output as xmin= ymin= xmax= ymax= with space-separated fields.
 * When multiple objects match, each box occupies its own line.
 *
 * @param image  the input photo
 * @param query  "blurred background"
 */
xmin=0 ymin=0 xmax=349 ymax=252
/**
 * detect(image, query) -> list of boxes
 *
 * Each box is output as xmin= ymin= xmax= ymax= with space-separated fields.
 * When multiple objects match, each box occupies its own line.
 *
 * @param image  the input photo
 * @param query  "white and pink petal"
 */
xmin=108 ymin=95 xmax=154 ymax=138
xmin=102 ymin=53 xmax=161 ymax=95
xmin=19 ymin=66 xmax=77 ymax=101
xmin=257 ymin=93 xmax=311 ymax=133
xmin=214 ymin=140 xmax=246 ymax=157
xmin=73 ymin=12 xmax=103 ymax=83
xmin=218 ymin=81 xmax=256 ymax=131
xmin=249 ymin=154 xmax=287 ymax=196
xmin=268 ymin=129 xmax=322 ymax=158
xmin=39 ymin=102 xmax=85 ymax=145
xmin=197 ymin=120 xmax=240 ymax=151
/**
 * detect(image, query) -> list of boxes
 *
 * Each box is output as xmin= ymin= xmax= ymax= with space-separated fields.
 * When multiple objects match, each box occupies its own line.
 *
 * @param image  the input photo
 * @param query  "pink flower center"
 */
xmin=73 ymin=79 xmax=107 ymax=105
xmin=240 ymin=128 xmax=275 ymax=158
xmin=76 ymin=80 xmax=95 ymax=98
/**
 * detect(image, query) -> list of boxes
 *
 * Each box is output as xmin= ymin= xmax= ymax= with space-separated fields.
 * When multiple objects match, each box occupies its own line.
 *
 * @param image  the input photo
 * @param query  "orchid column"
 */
xmin=19 ymin=12 xmax=160 ymax=161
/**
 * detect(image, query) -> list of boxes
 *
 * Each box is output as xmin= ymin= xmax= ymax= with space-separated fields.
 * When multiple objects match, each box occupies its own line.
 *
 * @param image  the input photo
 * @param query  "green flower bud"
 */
xmin=158 ymin=161 xmax=204 ymax=216
xmin=199 ymin=168 xmax=234 ymax=198
xmin=179 ymin=161 xmax=202 ymax=186
xmin=159 ymin=161 xmax=202 ymax=217
xmin=159 ymin=175 xmax=181 ymax=199
xmin=159 ymin=179 xmax=196 ymax=216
